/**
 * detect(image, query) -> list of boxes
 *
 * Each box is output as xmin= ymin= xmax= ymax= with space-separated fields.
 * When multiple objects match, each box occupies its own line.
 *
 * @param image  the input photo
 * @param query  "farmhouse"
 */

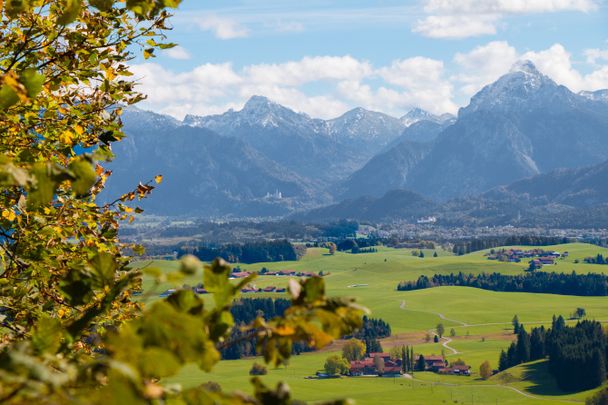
xmin=349 ymin=353 xmax=402 ymax=376
xmin=438 ymin=365 xmax=471 ymax=376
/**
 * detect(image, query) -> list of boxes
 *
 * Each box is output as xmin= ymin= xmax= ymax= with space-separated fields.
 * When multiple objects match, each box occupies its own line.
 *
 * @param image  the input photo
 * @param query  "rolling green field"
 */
xmin=135 ymin=243 xmax=608 ymax=404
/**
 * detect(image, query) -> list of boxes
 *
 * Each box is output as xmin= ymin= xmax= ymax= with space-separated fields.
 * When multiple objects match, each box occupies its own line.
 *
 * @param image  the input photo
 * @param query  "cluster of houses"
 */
xmin=230 ymin=268 xmax=319 ymax=279
xmin=348 ymin=353 xmax=471 ymax=377
xmin=485 ymin=248 xmax=566 ymax=268
xmin=158 ymin=268 xmax=319 ymax=297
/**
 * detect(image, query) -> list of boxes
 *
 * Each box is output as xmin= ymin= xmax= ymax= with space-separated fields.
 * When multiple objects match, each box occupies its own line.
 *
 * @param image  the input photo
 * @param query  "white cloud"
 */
xmin=423 ymin=0 xmax=598 ymax=14
xmin=130 ymin=43 xmax=608 ymax=121
xmin=413 ymin=15 xmax=499 ymax=39
xmin=453 ymin=41 xmax=518 ymax=96
xmin=164 ymin=46 xmax=191 ymax=60
xmin=414 ymin=0 xmax=598 ymax=39
xmin=244 ymin=56 xmax=373 ymax=87
xmin=195 ymin=14 xmax=249 ymax=39
xmin=453 ymin=41 xmax=608 ymax=96
xmin=584 ymin=48 xmax=608 ymax=65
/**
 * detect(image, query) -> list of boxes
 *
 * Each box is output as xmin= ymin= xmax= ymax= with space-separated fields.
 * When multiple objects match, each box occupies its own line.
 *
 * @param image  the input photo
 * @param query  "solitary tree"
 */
xmin=512 ymin=315 xmax=520 ymax=334
xmin=374 ymin=354 xmax=386 ymax=375
xmin=437 ymin=323 xmax=445 ymax=338
xmin=434 ymin=335 xmax=440 ymax=343
xmin=327 ymin=242 xmax=337 ymax=255
xmin=450 ymin=328 xmax=457 ymax=337
xmin=416 ymin=354 xmax=426 ymax=371
xmin=480 ymin=361 xmax=492 ymax=380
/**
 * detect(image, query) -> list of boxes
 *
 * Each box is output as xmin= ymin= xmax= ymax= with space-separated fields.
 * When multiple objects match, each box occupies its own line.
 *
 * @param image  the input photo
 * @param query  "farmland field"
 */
xmin=135 ymin=243 xmax=608 ymax=404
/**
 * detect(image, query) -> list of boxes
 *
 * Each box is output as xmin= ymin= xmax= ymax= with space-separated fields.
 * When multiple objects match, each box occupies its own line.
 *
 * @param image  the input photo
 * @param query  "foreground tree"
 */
xmin=0 ymin=2 xmax=366 ymax=403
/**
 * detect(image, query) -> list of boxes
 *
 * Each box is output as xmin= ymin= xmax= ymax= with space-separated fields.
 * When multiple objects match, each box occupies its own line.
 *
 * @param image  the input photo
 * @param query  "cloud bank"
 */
xmin=131 ymin=42 xmax=608 ymax=120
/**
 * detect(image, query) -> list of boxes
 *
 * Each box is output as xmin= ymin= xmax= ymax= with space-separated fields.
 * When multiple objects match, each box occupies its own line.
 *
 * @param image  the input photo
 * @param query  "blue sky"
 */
xmin=132 ymin=0 xmax=608 ymax=119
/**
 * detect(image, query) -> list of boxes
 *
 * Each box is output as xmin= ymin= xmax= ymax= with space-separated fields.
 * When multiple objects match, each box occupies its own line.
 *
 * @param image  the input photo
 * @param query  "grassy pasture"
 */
xmin=133 ymin=243 xmax=608 ymax=404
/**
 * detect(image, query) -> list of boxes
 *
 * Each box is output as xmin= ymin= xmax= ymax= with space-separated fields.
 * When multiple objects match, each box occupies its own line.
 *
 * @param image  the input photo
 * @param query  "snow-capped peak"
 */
xmin=461 ymin=60 xmax=561 ymax=115
xmin=509 ymin=60 xmax=540 ymax=76
xmin=579 ymin=89 xmax=608 ymax=103
xmin=400 ymin=108 xmax=453 ymax=127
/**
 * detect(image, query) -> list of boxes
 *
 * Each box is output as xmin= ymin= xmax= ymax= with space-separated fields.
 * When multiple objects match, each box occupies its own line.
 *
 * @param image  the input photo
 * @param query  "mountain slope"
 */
xmin=337 ymin=141 xmax=432 ymax=200
xmin=406 ymin=61 xmax=608 ymax=200
xmin=105 ymin=109 xmax=326 ymax=217
xmin=294 ymin=189 xmax=435 ymax=222
xmin=496 ymin=159 xmax=608 ymax=207
xmin=327 ymin=107 xmax=404 ymax=143
xmin=184 ymin=97 xmax=407 ymax=183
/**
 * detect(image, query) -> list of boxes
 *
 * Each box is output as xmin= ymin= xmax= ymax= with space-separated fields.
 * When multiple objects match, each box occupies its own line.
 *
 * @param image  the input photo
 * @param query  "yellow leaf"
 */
xmin=154 ymin=175 xmax=163 ymax=184
xmin=1 ymin=209 xmax=16 ymax=221
xmin=274 ymin=325 xmax=295 ymax=336
xmin=74 ymin=124 xmax=84 ymax=135
xmin=60 ymin=130 xmax=74 ymax=144
xmin=105 ymin=66 xmax=116 ymax=81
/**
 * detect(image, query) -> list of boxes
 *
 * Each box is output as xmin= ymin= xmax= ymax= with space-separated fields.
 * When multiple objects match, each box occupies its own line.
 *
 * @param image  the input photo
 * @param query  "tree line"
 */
xmin=499 ymin=316 xmax=607 ymax=392
xmin=585 ymin=254 xmax=608 ymax=265
xmin=178 ymin=239 xmax=304 ymax=263
xmin=452 ymin=236 xmax=572 ymax=255
xmin=397 ymin=272 xmax=608 ymax=296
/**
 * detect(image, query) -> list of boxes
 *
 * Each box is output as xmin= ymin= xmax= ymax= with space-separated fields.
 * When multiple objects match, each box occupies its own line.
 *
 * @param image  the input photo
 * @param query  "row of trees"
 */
xmin=178 ymin=239 xmax=303 ymax=263
xmin=452 ymin=236 xmax=572 ymax=255
xmin=401 ymin=346 xmax=416 ymax=373
xmin=499 ymin=316 xmax=608 ymax=391
xmin=584 ymin=254 xmax=608 ymax=265
xmin=230 ymin=298 xmax=292 ymax=324
xmin=397 ymin=272 xmax=608 ymax=296
xmin=351 ymin=316 xmax=392 ymax=340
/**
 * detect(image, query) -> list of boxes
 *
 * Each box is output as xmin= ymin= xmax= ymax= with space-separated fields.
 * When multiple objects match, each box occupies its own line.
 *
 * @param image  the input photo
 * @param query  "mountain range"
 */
xmin=104 ymin=60 xmax=608 ymax=225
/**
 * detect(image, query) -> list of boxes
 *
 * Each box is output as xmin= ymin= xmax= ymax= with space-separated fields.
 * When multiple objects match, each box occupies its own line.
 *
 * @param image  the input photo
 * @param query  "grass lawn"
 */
xmin=133 ymin=243 xmax=608 ymax=404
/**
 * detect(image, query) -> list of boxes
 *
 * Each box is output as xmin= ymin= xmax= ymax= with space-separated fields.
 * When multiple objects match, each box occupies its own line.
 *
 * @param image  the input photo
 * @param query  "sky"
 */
xmin=131 ymin=0 xmax=608 ymax=120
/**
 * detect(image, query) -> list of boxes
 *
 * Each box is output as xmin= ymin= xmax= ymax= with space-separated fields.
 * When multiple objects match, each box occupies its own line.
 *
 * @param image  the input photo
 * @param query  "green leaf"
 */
xmin=20 ymin=69 xmax=44 ymax=98
xmin=0 ymin=85 xmax=19 ymax=110
xmin=203 ymin=259 xmax=233 ymax=308
xmin=5 ymin=0 xmax=30 ymax=17
xmin=89 ymin=252 xmax=117 ymax=288
xmin=57 ymin=0 xmax=82 ymax=25
xmin=90 ymin=0 xmax=113 ymax=11
xmin=179 ymin=254 xmax=201 ymax=275
xmin=165 ymin=289 xmax=203 ymax=315
xmin=68 ymin=156 xmax=97 ymax=197
xmin=32 ymin=315 xmax=63 ymax=355
xmin=27 ymin=163 xmax=58 ymax=209
xmin=139 ymin=348 xmax=180 ymax=377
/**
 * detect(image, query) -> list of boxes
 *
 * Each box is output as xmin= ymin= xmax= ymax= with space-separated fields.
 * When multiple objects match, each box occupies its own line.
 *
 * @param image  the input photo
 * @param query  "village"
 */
xmin=485 ymin=248 xmax=567 ymax=268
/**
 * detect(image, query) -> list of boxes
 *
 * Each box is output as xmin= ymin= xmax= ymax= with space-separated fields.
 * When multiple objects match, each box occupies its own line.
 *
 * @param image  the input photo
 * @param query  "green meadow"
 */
xmin=135 ymin=243 xmax=608 ymax=404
